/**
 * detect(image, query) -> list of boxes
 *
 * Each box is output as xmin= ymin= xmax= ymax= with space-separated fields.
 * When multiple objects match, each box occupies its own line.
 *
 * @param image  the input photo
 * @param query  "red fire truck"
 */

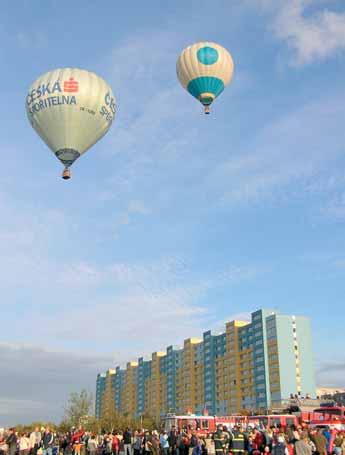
xmin=162 ymin=414 xmax=246 ymax=435
xmin=310 ymin=406 xmax=345 ymax=430
xmin=162 ymin=405 xmax=345 ymax=435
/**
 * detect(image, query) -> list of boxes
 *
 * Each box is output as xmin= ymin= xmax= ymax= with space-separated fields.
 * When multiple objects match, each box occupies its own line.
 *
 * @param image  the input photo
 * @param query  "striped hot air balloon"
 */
xmin=26 ymin=68 xmax=116 ymax=179
xmin=177 ymin=42 xmax=234 ymax=114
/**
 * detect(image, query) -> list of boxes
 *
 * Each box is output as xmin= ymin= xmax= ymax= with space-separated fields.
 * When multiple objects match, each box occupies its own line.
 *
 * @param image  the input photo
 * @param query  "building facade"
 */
xmin=96 ymin=309 xmax=316 ymax=419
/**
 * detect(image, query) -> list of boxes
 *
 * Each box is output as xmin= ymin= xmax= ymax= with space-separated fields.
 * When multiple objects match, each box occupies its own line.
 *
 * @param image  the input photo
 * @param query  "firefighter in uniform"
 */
xmin=222 ymin=426 xmax=232 ymax=454
xmin=230 ymin=426 xmax=247 ymax=455
xmin=213 ymin=425 xmax=228 ymax=455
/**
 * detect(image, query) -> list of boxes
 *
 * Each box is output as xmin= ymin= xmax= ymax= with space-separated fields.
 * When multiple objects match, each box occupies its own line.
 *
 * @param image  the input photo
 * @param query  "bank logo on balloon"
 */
xmin=63 ymin=77 xmax=79 ymax=93
xmin=26 ymin=79 xmax=77 ymax=115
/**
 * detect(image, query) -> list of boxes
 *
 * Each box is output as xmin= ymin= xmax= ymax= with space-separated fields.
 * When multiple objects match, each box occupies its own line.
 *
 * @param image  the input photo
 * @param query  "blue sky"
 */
xmin=1 ymin=0 xmax=345 ymax=425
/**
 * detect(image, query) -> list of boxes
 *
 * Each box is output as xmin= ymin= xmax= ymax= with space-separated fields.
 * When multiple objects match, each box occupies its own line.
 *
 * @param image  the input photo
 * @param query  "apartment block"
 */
xmin=96 ymin=309 xmax=316 ymax=418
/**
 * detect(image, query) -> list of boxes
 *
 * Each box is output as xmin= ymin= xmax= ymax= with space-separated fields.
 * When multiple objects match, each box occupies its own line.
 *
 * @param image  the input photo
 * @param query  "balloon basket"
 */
xmin=62 ymin=168 xmax=71 ymax=180
xmin=204 ymin=106 xmax=210 ymax=115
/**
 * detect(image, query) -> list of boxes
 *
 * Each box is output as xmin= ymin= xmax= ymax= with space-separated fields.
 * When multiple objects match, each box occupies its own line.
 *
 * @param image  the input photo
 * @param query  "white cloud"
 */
xmin=112 ymin=200 xmax=151 ymax=237
xmin=321 ymin=192 xmax=345 ymax=221
xmin=127 ymin=200 xmax=150 ymax=215
xmin=206 ymin=92 xmax=345 ymax=207
xmin=268 ymin=0 xmax=345 ymax=65
xmin=10 ymin=257 xmax=261 ymax=354
xmin=94 ymin=30 xmax=202 ymax=210
xmin=317 ymin=361 xmax=345 ymax=388
xmin=0 ymin=344 xmax=114 ymax=426
xmin=0 ymin=398 xmax=46 ymax=417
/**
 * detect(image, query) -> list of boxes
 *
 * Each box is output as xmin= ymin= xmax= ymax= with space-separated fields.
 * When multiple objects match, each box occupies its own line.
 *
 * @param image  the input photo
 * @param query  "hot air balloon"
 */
xmin=26 ymin=68 xmax=116 ymax=179
xmin=176 ymin=42 xmax=234 ymax=114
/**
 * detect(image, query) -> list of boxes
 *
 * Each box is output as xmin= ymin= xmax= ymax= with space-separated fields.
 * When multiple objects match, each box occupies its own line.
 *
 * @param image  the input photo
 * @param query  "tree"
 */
xmin=99 ymin=408 xmax=126 ymax=433
xmin=64 ymin=389 xmax=93 ymax=427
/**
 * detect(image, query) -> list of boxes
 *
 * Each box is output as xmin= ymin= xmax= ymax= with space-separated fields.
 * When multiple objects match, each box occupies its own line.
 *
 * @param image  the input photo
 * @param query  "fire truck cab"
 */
xmin=310 ymin=406 xmax=345 ymax=430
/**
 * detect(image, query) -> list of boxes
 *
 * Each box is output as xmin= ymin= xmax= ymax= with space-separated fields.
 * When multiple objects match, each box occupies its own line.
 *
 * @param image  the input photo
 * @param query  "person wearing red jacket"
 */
xmin=254 ymin=429 xmax=266 ymax=453
xmin=112 ymin=433 xmax=120 ymax=455
xmin=71 ymin=430 xmax=85 ymax=445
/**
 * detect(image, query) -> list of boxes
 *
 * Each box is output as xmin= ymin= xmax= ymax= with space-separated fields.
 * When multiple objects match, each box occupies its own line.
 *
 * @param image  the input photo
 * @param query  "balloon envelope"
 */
xmin=26 ymin=68 xmax=116 ymax=177
xmin=176 ymin=42 xmax=234 ymax=112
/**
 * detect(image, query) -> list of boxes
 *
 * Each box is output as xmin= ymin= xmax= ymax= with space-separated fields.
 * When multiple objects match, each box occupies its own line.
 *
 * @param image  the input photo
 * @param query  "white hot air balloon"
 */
xmin=177 ymin=42 xmax=234 ymax=114
xmin=26 ymin=68 xmax=116 ymax=179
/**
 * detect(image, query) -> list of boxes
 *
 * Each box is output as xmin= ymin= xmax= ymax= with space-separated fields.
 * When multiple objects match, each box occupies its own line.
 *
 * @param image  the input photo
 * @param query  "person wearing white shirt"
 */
xmin=19 ymin=433 xmax=31 ymax=455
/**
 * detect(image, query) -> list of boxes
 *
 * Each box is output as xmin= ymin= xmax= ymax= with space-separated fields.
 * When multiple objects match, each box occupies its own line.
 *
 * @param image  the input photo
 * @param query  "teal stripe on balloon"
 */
xmin=187 ymin=76 xmax=225 ymax=101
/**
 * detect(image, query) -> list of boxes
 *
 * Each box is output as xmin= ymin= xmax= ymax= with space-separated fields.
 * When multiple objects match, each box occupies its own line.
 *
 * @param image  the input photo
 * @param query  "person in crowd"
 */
xmin=0 ymin=433 xmax=8 ymax=455
xmin=29 ymin=428 xmax=41 ymax=455
xmin=42 ymin=428 xmax=54 ymax=455
xmin=221 ymin=426 xmax=232 ymax=455
xmin=60 ymin=433 xmax=71 ymax=455
xmin=204 ymin=433 xmax=215 ymax=455
xmin=191 ymin=436 xmax=202 ymax=455
xmin=230 ymin=426 xmax=247 ymax=455
xmin=180 ymin=431 xmax=190 ymax=455
xmin=72 ymin=439 xmax=82 ymax=455
xmin=103 ymin=433 xmax=112 ymax=455
xmin=19 ymin=433 xmax=31 ymax=455
xmin=168 ymin=427 xmax=178 ymax=455
xmin=87 ymin=435 xmax=98 ymax=455
xmin=6 ymin=429 xmax=17 ymax=455
xmin=189 ymin=431 xmax=200 ymax=455
xmin=0 ymin=428 xmax=8 ymax=455
xmin=150 ymin=430 xmax=160 ymax=455
xmin=333 ymin=431 xmax=344 ymax=455
xmin=272 ymin=435 xmax=289 ymax=455
xmin=123 ymin=429 xmax=132 ymax=455
xmin=111 ymin=432 xmax=120 ymax=455
xmin=254 ymin=427 xmax=266 ymax=453
xmin=294 ymin=431 xmax=313 ymax=455
xmin=264 ymin=428 xmax=274 ymax=452
xmin=311 ymin=429 xmax=328 ymax=455
xmin=143 ymin=431 xmax=152 ymax=455
xmin=246 ymin=434 xmax=254 ymax=455
xmin=132 ymin=431 xmax=142 ymax=455
xmin=212 ymin=425 xmax=227 ymax=455
xmin=323 ymin=428 xmax=331 ymax=454
xmin=160 ymin=431 xmax=169 ymax=455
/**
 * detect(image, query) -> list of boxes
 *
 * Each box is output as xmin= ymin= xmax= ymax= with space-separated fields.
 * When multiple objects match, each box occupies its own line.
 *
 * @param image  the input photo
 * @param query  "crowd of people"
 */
xmin=1 ymin=424 xmax=345 ymax=455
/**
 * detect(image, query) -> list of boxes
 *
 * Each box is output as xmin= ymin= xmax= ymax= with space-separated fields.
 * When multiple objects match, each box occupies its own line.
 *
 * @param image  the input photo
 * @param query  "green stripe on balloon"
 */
xmin=197 ymin=46 xmax=219 ymax=65
xmin=187 ymin=76 xmax=225 ymax=101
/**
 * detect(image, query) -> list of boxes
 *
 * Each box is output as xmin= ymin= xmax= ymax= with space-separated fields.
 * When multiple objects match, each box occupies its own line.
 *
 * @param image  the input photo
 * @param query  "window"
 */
xmin=201 ymin=420 xmax=209 ymax=429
